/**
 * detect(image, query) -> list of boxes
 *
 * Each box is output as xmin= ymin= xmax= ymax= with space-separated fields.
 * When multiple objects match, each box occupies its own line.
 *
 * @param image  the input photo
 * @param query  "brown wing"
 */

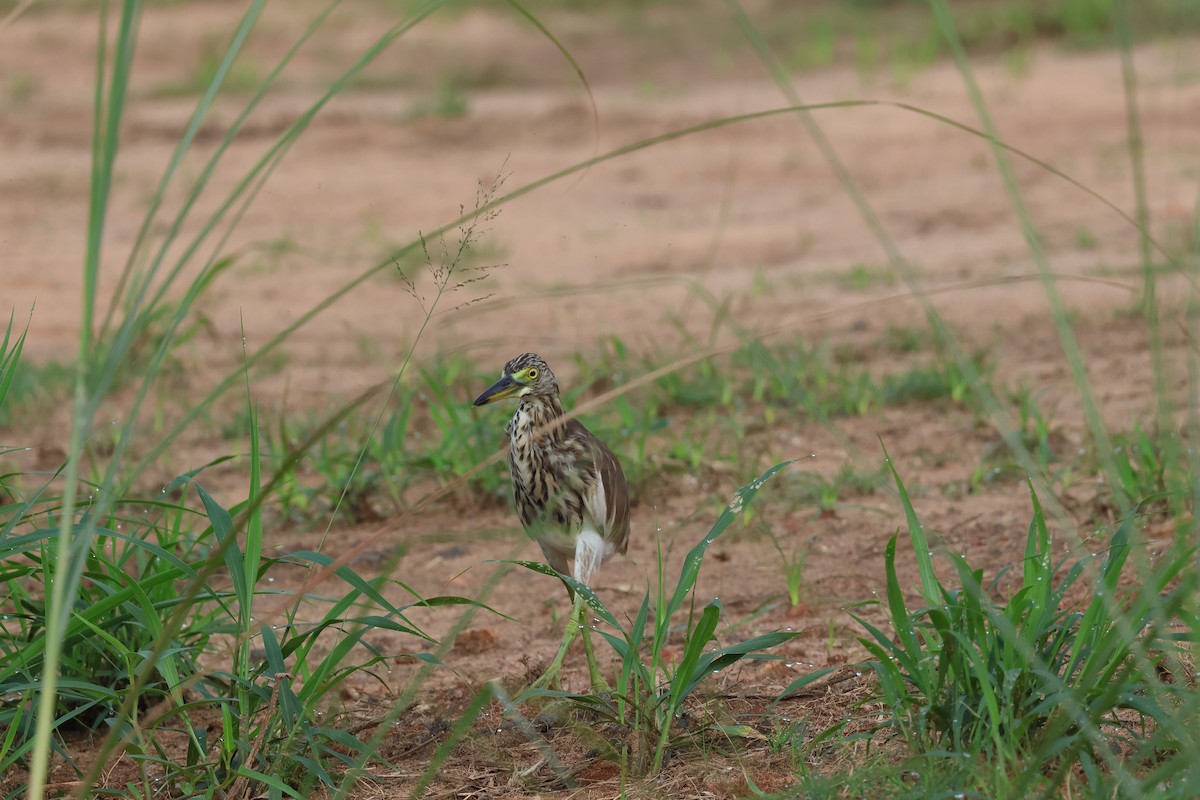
xmin=565 ymin=419 xmax=630 ymax=555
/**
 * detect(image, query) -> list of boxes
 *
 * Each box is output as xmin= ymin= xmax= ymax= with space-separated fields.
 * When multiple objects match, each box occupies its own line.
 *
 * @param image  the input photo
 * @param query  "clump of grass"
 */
xmin=839 ymin=263 xmax=897 ymax=292
xmin=973 ymin=384 xmax=1066 ymax=491
xmin=788 ymin=461 xmax=883 ymax=516
xmin=852 ymin=454 xmax=1197 ymax=796
xmin=146 ymin=39 xmax=264 ymax=99
xmin=768 ymin=531 xmax=809 ymax=608
xmin=403 ymin=75 xmax=470 ymax=120
xmin=1104 ymin=423 xmax=1191 ymax=519
xmin=0 ymin=357 xmax=75 ymax=429
xmin=0 ymin=380 xmax=476 ymax=795
xmin=258 ymin=359 xmax=509 ymax=526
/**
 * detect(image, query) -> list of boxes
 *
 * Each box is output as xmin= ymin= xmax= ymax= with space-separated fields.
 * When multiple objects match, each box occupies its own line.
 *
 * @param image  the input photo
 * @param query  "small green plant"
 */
xmin=147 ymin=40 xmax=263 ymax=99
xmin=3 ymin=70 xmax=37 ymax=108
xmin=0 ymin=356 xmax=75 ymax=429
xmin=1105 ymin=423 xmax=1189 ymax=517
xmin=404 ymin=75 xmax=469 ymax=120
xmin=973 ymin=385 xmax=1065 ymax=490
xmin=882 ymin=323 xmax=926 ymax=354
xmin=769 ymin=532 xmax=809 ymax=608
xmin=789 ymin=461 xmax=882 ymax=516
xmin=839 ymin=263 xmax=897 ymax=291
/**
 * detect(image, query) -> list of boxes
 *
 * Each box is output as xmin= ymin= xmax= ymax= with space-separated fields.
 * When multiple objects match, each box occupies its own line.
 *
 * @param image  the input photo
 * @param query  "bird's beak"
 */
xmin=473 ymin=374 xmax=522 ymax=406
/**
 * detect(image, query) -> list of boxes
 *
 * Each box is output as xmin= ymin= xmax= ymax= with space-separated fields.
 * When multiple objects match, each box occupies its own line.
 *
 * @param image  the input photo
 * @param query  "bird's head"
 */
xmin=472 ymin=353 xmax=559 ymax=406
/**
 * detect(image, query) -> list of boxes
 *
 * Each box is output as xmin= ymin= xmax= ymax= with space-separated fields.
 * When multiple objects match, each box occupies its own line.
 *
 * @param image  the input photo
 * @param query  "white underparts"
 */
xmin=573 ymin=528 xmax=611 ymax=586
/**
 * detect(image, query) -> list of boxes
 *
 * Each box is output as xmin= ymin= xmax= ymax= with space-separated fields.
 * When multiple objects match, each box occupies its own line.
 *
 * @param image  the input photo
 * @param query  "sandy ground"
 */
xmin=2 ymin=1 xmax=1198 ymax=796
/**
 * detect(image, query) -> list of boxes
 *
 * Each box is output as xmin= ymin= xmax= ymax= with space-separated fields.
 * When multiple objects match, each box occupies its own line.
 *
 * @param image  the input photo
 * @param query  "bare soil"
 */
xmin=3 ymin=1 xmax=1199 ymax=797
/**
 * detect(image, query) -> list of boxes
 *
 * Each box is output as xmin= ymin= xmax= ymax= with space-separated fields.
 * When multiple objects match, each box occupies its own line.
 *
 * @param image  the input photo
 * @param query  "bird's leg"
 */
xmin=572 ymin=530 xmax=611 ymax=694
xmin=532 ymin=588 xmax=582 ymax=690
xmin=578 ymin=602 xmax=610 ymax=694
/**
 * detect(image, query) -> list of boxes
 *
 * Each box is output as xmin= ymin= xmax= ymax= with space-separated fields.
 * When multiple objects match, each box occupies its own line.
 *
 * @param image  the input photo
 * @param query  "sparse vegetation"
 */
xmin=2 ymin=0 xmax=1199 ymax=798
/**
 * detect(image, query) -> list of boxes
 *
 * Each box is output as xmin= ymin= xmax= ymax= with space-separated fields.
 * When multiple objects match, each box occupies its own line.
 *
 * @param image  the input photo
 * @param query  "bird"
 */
xmin=473 ymin=352 xmax=630 ymax=690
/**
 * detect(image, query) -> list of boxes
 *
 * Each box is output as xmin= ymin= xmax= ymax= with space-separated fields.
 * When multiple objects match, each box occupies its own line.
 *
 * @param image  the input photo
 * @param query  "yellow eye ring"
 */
xmin=527 ymin=368 xmax=539 ymax=379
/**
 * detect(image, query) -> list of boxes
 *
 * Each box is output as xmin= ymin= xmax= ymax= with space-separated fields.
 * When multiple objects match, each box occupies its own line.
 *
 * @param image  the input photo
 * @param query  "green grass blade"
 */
xmin=883 ymin=448 xmax=940 ymax=608
xmin=667 ymin=601 xmax=721 ymax=714
xmin=0 ymin=312 xmax=27 ymax=412
xmin=665 ymin=460 xmax=793 ymax=617
xmin=927 ymin=0 xmax=1124 ymax=515
xmin=27 ymin=4 xmax=143 ymax=796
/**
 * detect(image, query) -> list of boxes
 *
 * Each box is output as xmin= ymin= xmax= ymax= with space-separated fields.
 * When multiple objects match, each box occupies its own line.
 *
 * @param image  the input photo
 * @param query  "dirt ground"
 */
xmin=3 ymin=1 xmax=1199 ymax=797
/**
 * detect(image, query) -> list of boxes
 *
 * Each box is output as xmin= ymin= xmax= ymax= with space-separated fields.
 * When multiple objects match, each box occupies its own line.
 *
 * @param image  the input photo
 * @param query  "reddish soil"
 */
xmin=3 ymin=1 xmax=1198 ymax=797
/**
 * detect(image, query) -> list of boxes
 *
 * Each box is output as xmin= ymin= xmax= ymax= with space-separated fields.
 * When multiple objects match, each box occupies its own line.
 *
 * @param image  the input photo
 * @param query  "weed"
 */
xmin=404 ymin=75 xmax=469 ymax=120
xmin=973 ymin=385 xmax=1066 ymax=491
xmin=0 ymin=358 xmax=75 ymax=429
xmin=882 ymin=323 xmax=927 ymax=354
xmin=769 ymin=532 xmax=809 ymax=609
xmin=789 ymin=461 xmax=883 ymax=515
xmin=1104 ymin=423 xmax=1190 ymax=518
xmin=3 ymin=70 xmax=36 ymax=108
xmin=839 ymin=263 xmax=897 ymax=292
xmin=1075 ymin=226 xmax=1099 ymax=249
xmin=147 ymin=39 xmax=264 ymax=99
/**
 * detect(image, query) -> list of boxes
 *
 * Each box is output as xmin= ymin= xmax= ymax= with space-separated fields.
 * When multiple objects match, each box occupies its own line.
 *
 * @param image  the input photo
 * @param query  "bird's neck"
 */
xmin=509 ymin=394 xmax=566 ymax=444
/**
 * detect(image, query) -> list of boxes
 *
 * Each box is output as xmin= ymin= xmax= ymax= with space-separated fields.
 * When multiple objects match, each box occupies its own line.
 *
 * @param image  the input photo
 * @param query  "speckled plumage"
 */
xmin=474 ymin=353 xmax=630 ymax=586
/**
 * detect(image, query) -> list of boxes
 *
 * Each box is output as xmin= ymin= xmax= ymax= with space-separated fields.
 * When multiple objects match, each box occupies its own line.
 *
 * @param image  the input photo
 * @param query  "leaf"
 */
xmin=668 ymin=601 xmax=722 ymax=711
xmin=776 ymin=666 xmax=840 ymax=700
xmin=882 ymin=444 xmax=940 ymax=607
xmin=665 ymin=461 xmax=794 ymax=618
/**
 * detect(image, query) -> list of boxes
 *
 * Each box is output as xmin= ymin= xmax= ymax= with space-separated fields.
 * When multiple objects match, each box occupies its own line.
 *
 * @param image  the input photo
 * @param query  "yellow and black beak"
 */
xmin=473 ymin=373 xmax=523 ymax=406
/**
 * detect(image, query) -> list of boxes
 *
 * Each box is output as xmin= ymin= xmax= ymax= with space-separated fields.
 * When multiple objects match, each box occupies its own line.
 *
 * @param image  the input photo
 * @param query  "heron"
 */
xmin=473 ymin=353 xmax=630 ymax=691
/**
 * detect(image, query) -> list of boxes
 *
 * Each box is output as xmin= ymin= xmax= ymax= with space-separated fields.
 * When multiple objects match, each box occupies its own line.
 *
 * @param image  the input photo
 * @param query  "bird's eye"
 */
xmin=527 ymin=368 xmax=539 ymax=380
